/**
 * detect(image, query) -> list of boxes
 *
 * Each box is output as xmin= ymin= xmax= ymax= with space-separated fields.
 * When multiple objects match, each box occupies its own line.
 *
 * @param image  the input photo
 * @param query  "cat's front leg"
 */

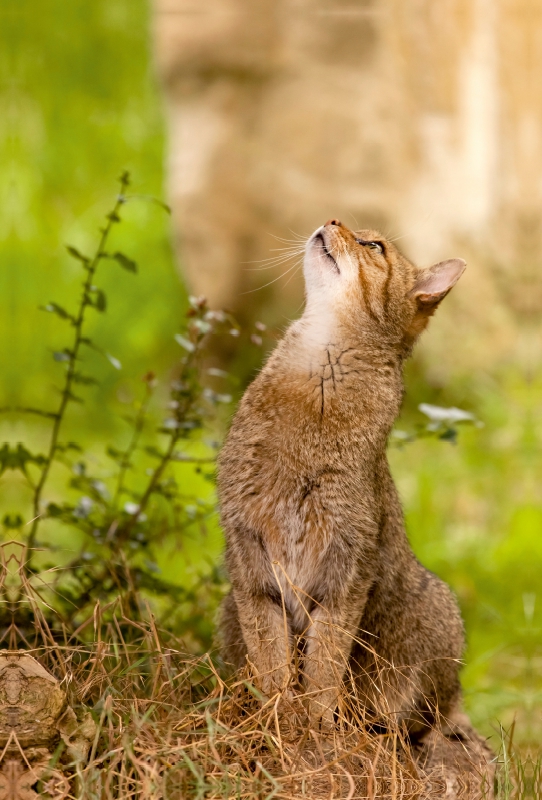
xmin=233 ymin=586 xmax=293 ymax=697
xmin=303 ymin=587 xmax=369 ymax=729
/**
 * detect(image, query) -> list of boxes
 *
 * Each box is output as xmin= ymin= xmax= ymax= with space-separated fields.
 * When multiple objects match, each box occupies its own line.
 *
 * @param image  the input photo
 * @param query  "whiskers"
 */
xmin=241 ymin=255 xmax=305 ymax=294
xmin=243 ymin=244 xmax=306 ymax=272
xmin=241 ymin=236 xmax=307 ymax=294
xmin=271 ymin=229 xmax=310 ymax=244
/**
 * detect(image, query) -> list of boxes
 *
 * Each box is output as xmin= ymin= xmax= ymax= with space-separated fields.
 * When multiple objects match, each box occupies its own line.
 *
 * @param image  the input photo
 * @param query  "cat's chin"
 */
xmin=313 ymin=232 xmax=339 ymax=271
xmin=304 ymin=230 xmax=341 ymax=291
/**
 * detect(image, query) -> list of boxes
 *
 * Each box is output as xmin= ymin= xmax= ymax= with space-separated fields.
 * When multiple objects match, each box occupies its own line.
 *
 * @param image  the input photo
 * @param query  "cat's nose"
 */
xmin=325 ymin=218 xmax=342 ymax=227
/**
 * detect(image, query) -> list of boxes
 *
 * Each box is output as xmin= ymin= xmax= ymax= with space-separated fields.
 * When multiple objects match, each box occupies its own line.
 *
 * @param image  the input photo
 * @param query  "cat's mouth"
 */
xmin=313 ymin=232 xmax=340 ymax=273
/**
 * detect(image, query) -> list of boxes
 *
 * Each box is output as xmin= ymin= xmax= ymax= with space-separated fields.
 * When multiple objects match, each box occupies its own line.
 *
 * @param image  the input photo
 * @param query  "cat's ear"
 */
xmin=405 ymin=258 xmax=466 ymax=344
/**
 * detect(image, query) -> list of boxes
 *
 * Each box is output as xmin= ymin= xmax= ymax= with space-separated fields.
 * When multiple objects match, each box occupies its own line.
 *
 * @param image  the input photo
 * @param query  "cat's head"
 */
xmin=303 ymin=219 xmax=465 ymax=356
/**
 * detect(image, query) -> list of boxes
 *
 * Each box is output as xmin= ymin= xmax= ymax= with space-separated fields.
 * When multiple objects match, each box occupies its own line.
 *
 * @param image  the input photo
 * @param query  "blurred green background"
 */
xmin=2 ymin=0 xmax=539 ymax=753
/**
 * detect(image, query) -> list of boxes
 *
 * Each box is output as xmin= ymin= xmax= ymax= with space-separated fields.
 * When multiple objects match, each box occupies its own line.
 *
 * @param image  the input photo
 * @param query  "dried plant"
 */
xmin=0 ymin=541 xmax=503 ymax=799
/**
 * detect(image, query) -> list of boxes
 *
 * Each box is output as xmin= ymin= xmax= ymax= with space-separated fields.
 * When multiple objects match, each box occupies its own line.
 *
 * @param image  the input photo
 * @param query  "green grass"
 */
xmin=3 ymin=0 xmax=540 ymax=763
xmin=392 ymin=368 xmax=541 ymax=749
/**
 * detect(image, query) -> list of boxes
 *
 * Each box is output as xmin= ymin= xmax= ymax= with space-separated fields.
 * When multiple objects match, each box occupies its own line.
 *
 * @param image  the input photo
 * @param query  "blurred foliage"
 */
xmin=1 ymin=0 xmax=186 ymax=423
xmin=2 ymin=176 xmax=241 ymax=653
xmin=1 ymin=0 xmax=539 ymax=762
xmin=392 ymin=369 xmax=541 ymax=750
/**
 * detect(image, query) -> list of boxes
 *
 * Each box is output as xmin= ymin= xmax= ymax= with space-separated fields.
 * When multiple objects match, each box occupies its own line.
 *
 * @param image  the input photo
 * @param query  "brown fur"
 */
xmin=217 ymin=220 xmax=466 ymax=738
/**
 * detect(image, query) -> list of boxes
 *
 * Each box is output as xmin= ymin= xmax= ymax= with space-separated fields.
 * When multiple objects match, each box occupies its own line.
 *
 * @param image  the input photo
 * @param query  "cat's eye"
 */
xmin=355 ymin=239 xmax=383 ymax=254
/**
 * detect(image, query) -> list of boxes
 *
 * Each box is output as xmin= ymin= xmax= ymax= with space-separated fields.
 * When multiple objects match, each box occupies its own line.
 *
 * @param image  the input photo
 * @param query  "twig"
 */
xmin=28 ymin=172 xmax=130 ymax=553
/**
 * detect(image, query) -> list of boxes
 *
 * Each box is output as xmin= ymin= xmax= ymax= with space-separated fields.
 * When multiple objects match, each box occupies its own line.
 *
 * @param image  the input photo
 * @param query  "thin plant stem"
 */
xmin=113 ymin=380 xmax=154 ymax=510
xmin=118 ymin=341 xmax=204 ymax=543
xmin=28 ymin=172 xmax=130 ymax=554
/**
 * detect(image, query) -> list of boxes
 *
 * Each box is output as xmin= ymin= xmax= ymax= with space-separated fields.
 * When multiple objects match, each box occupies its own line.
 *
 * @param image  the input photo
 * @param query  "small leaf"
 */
xmin=73 ymin=496 xmax=93 ymax=519
xmin=0 ymin=443 xmax=47 ymax=474
xmin=439 ymin=428 xmax=458 ymax=443
xmin=205 ymin=309 xmax=226 ymax=322
xmin=112 ymin=252 xmax=137 ymax=273
xmin=418 ymin=403 xmax=476 ymax=424
xmin=106 ymin=445 xmax=123 ymax=460
xmin=91 ymin=480 xmax=109 ymax=499
xmin=94 ymin=289 xmax=107 ymax=312
xmin=179 ymin=420 xmax=199 ymax=430
xmin=107 ymin=211 xmax=121 ymax=223
xmin=17 ymin=407 xmax=59 ymax=419
xmin=72 ymin=373 xmax=99 ymax=386
xmin=390 ymin=430 xmax=411 ymax=442
xmin=56 ymin=442 xmax=82 ymax=452
xmin=189 ymin=296 xmax=207 ymax=311
xmin=145 ymin=446 xmax=164 ymax=459
xmin=53 ymin=351 xmax=71 ymax=362
xmin=2 ymin=514 xmax=23 ymax=530
xmin=192 ymin=319 xmax=212 ymax=334
xmin=163 ymin=418 xmax=180 ymax=430
xmin=106 ymin=353 xmax=122 ymax=370
xmin=119 ymin=170 xmax=130 ymax=187
xmin=41 ymin=302 xmax=74 ymax=322
xmin=207 ymin=368 xmax=229 ymax=379
xmin=174 ymin=334 xmax=195 ymax=352
xmin=46 ymin=503 xmax=64 ymax=518
xmin=65 ymin=245 xmax=90 ymax=264
xmin=64 ymin=390 xmax=84 ymax=404
xmin=203 ymin=388 xmax=231 ymax=404
xmin=122 ymin=194 xmax=171 ymax=214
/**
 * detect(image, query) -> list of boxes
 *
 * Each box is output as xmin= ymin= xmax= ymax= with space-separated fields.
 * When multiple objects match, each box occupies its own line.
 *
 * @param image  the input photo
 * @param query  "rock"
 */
xmin=0 ymin=652 xmax=95 ymax=799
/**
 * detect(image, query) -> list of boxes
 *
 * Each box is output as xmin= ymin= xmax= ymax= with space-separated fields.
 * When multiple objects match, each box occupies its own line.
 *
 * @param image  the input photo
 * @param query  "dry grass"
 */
xmin=23 ymin=618 xmax=500 ymax=799
xmin=0 ymin=543 xmax=540 ymax=800
xmin=0 ymin=543 xmax=512 ymax=798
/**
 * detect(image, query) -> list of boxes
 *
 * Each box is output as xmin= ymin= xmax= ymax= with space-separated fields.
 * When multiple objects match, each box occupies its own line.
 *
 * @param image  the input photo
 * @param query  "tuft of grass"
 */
xmin=3 ymin=538 xmax=499 ymax=799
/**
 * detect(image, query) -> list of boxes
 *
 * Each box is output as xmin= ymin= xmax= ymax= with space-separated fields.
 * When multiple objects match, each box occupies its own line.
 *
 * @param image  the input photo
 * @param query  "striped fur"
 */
xmin=218 ymin=220 xmax=466 ymax=738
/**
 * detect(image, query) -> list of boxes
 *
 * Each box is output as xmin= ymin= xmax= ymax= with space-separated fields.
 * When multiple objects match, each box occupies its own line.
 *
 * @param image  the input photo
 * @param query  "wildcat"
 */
xmin=218 ymin=219 xmax=466 ymax=738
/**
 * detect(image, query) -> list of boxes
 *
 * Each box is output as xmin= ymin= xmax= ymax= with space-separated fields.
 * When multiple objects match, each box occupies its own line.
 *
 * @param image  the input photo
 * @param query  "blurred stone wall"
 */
xmin=152 ymin=0 xmax=540 ymax=377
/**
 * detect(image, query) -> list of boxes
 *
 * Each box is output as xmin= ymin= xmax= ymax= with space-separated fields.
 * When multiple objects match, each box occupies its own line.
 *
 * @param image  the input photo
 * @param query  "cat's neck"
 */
xmin=267 ymin=307 xmax=404 ymax=436
xmin=283 ymin=304 xmax=400 ymax=376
